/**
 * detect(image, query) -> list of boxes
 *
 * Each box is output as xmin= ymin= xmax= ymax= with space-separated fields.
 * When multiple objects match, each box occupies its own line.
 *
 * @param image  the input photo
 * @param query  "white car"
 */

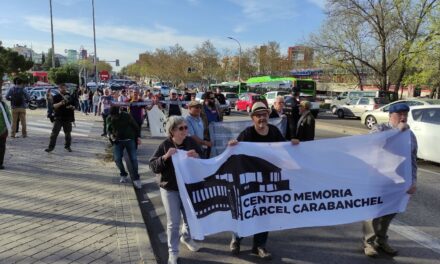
xmin=264 ymin=91 xmax=290 ymax=108
xmin=407 ymin=105 xmax=440 ymax=163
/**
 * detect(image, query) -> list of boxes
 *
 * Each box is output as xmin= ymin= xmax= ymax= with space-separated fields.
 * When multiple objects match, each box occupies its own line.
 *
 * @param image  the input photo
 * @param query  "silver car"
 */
xmin=335 ymin=97 xmax=388 ymax=119
xmin=360 ymin=98 xmax=440 ymax=129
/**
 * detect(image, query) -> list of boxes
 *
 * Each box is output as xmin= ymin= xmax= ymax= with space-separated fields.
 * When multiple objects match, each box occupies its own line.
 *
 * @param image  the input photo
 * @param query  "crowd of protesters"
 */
xmin=1 ymin=79 xmax=416 ymax=264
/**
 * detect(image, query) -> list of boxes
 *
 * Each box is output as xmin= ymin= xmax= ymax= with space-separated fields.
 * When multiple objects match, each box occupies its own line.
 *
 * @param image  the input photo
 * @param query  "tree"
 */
xmin=42 ymin=48 xmax=60 ymax=70
xmin=0 ymin=42 xmax=34 ymax=91
xmin=310 ymin=0 xmax=438 ymax=92
xmin=193 ymin=40 xmax=221 ymax=86
xmin=48 ymin=64 xmax=79 ymax=84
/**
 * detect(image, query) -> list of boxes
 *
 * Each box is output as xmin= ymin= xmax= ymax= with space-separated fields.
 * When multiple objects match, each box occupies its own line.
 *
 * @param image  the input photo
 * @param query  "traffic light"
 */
xmin=115 ymin=59 xmax=120 ymax=66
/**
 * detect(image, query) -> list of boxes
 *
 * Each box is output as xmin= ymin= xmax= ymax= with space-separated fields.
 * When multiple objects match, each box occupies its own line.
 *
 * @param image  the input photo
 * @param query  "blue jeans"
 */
xmin=112 ymin=139 xmax=139 ymax=180
xmin=160 ymin=188 xmax=191 ymax=256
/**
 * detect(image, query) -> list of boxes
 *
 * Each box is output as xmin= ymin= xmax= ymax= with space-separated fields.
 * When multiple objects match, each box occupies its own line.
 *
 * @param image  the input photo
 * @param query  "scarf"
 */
xmin=0 ymin=101 xmax=12 ymax=131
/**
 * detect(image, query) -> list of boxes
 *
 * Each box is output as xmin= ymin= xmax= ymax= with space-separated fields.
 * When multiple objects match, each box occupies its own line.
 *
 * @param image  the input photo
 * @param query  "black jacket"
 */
xmin=149 ymin=137 xmax=203 ymax=191
xmin=296 ymin=111 xmax=315 ymax=142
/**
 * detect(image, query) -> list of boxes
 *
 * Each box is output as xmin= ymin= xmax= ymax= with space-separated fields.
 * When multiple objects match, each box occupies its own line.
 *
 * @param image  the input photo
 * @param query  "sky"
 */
xmin=0 ymin=0 xmax=327 ymax=70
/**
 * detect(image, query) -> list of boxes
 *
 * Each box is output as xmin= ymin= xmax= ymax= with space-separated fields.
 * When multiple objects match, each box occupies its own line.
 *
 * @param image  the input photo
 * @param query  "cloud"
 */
xmin=20 ymin=16 xmax=247 ymax=66
xmin=233 ymin=24 xmax=246 ymax=33
xmin=229 ymin=0 xmax=298 ymax=21
xmin=306 ymin=0 xmax=327 ymax=9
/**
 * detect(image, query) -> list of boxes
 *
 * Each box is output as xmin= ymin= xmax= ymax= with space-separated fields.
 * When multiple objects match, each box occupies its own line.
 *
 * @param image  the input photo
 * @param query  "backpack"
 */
xmin=11 ymin=88 xmax=25 ymax=107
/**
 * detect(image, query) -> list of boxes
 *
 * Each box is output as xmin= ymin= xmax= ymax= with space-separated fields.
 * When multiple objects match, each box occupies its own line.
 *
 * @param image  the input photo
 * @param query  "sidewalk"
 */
xmin=0 ymin=109 xmax=157 ymax=263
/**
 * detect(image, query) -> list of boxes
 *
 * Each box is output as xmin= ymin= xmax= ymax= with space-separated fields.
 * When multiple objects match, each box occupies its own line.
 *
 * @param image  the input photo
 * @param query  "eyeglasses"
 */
xmin=171 ymin=93 xmax=177 ymax=95
xmin=176 ymin=125 xmax=188 ymax=131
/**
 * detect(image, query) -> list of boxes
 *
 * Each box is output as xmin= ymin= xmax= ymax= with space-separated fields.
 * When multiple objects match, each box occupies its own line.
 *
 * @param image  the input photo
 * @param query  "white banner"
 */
xmin=147 ymin=105 xmax=188 ymax=137
xmin=208 ymin=117 xmax=287 ymax=157
xmin=172 ymin=130 xmax=412 ymax=240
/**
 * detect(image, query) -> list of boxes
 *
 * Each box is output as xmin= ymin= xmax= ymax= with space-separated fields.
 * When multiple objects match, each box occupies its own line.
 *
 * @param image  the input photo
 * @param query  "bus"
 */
xmin=245 ymin=76 xmax=316 ymax=98
xmin=209 ymin=81 xmax=246 ymax=94
xmin=246 ymin=75 xmax=319 ymax=117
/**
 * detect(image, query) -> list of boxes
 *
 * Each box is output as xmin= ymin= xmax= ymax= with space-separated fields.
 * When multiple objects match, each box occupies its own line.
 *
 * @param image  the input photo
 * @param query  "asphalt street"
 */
xmin=136 ymin=110 xmax=440 ymax=264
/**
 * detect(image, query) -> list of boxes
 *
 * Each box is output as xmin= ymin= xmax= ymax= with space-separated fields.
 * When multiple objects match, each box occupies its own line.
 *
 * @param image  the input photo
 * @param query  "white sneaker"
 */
xmin=133 ymin=180 xmax=142 ymax=189
xmin=168 ymin=254 xmax=178 ymax=264
xmin=180 ymin=236 xmax=200 ymax=252
xmin=119 ymin=176 xmax=128 ymax=183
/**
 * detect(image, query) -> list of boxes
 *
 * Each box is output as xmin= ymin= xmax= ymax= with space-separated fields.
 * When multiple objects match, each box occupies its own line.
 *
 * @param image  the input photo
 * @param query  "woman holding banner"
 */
xmin=149 ymin=116 xmax=204 ymax=264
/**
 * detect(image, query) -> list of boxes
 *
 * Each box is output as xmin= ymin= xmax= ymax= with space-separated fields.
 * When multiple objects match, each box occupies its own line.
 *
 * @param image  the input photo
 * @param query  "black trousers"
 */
xmin=48 ymin=120 xmax=72 ymax=149
xmin=102 ymin=113 xmax=109 ymax=134
xmin=233 ymin=232 xmax=268 ymax=249
xmin=0 ymin=131 xmax=7 ymax=165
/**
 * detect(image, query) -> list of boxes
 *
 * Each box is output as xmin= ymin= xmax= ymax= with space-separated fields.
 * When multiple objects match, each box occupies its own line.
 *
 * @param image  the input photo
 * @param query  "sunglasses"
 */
xmin=176 ymin=125 xmax=188 ymax=131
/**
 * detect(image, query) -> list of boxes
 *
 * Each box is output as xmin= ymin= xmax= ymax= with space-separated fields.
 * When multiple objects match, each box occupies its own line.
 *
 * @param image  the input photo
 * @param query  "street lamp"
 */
xmin=227 ymin=36 xmax=242 ymax=93
xmin=92 ymin=0 xmax=98 ymax=87
xmin=49 ymin=0 xmax=55 ymax=68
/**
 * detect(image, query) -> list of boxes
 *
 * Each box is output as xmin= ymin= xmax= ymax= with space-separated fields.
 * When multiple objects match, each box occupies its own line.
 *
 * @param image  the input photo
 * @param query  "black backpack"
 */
xmin=11 ymin=88 xmax=25 ymax=107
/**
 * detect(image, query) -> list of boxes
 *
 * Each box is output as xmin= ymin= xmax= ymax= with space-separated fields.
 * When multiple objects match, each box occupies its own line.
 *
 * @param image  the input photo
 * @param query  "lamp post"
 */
xmin=92 ymin=0 xmax=98 ymax=87
xmin=227 ymin=36 xmax=241 ymax=93
xmin=49 ymin=0 xmax=55 ymax=68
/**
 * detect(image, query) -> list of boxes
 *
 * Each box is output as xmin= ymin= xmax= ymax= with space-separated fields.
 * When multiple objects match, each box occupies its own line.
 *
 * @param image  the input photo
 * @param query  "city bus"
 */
xmin=209 ymin=81 xmax=246 ymax=94
xmin=245 ymin=76 xmax=317 ymax=98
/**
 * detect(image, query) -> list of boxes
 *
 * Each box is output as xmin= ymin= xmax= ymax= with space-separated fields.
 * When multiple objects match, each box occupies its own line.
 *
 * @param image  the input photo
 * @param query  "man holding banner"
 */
xmin=228 ymin=102 xmax=300 ymax=260
xmin=362 ymin=102 xmax=417 ymax=258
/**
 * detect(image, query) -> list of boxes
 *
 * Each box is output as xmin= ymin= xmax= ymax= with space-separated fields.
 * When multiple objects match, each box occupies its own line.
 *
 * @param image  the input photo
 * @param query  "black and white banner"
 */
xmin=172 ymin=130 xmax=413 ymax=240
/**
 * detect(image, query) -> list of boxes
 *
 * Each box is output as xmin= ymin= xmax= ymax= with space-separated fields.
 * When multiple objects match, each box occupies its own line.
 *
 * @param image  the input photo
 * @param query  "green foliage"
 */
xmin=48 ymin=64 xmax=79 ymax=85
xmin=0 ymin=43 xmax=34 ymax=87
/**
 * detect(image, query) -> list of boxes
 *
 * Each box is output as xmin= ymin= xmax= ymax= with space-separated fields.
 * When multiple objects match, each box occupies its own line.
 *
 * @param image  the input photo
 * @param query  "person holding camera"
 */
xmin=106 ymin=105 xmax=142 ymax=189
xmin=45 ymin=83 xmax=75 ymax=153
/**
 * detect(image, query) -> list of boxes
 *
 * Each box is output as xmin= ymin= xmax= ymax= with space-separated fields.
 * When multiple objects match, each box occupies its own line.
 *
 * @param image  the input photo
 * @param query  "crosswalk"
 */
xmin=25 ymin=117 xmax=95 ymax=137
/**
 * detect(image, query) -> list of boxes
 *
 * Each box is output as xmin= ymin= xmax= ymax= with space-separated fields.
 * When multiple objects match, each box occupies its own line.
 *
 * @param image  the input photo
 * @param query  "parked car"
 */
xmin=222 ymin=92 xmax=239 ymax=108
xmin=335 ymin=97 xmax=388 ymax=119
xmin=361 ymin=98 xmax=440 ymax=129
xmin=235 ymin=93 xmax=268 ymax=112
xmin=28 ymin=88 xmax=59 ymax=108
xmin=264 ymin=91 xmax=290 ymax=108
xmin=407 ymin=105 xmax=440 ymax=163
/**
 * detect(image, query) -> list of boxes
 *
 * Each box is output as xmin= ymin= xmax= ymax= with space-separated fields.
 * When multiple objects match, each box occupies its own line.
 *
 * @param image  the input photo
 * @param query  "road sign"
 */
xmin=99 ymin=70 xmax=110 ymax=81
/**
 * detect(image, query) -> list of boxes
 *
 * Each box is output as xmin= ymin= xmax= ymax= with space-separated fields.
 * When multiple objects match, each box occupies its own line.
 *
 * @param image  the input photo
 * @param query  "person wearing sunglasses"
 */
xmin=149 ymin=116 xmax=204 ymax=264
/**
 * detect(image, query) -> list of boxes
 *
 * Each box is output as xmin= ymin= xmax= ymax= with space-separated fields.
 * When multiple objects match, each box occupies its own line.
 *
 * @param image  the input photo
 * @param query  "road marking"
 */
xmin=391 ymin=220 xmax=440 ymax=255
xmin=419 ymin=168 xmax=440 ymax=177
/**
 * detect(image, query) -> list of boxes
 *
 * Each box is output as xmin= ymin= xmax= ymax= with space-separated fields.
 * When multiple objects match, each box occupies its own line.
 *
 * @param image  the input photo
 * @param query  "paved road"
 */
xmin=1 ymin=109 xmax=155 ymax=263
xmin=137 ymin=110 xmax=440 ymax=264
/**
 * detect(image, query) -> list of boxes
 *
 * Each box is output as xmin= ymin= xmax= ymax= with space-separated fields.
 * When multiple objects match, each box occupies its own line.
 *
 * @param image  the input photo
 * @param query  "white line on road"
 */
xmin=391 ymin=220 xmax=440 ymax=255
xmin=419 ymin=168 xmax=440 ymax=177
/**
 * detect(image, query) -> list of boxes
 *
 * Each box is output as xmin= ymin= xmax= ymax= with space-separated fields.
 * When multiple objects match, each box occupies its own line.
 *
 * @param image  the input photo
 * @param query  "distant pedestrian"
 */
xmin=5 ymin=77 xmax=30 ymax=138
xmin=98 ymin=88 xmax=114 ymax=136
xmin=106 ymin=106 xmax=142 ymax=189
xmin=126 ymin=89 xmax=144 ymax=135
xmin=45 ymin=83 xmax=75 ymax=153
xmin=149 ymin=116 xmax=203 ymax=264
xmin=362 ymin=102 xmax=417 ymax=258
xmin=295 ymin=100 xmax=315 ymax=142
xmin=92 ymin=91 xmax=100 ymax=116
xmin=162 ymin=89 xmax=182 ymax=117
xmin=0 ymin=93 xmax=12 ymax=169
xmin=269 ymin=96 xmax=285 ymax=118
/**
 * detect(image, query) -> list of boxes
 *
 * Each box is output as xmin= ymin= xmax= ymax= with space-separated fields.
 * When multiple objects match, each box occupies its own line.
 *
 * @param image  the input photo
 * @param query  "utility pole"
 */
xmin=49 ymin=0 xmax=55 ymax=68
xmin=92 ymin=0 xmax=98 ymax=87
xmin=227 ymin=36 xmax=242 ymax=93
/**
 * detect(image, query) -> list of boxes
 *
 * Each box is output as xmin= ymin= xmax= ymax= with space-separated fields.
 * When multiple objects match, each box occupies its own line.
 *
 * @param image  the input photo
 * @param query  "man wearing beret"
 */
xmin=363 ymin=102 xmax=417 ymax=258
xmin=228 ymin=102 xmax=300 ymax=260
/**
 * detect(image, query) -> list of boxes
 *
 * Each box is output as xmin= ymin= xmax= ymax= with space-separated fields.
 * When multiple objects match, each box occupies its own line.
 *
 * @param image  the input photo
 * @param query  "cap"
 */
xmin=188 ymin=101 xmax=202 ymax=107
xmin=251 ymin=102 xmax=270 ymax=116
xmin=389 ymin=103 xmax=409 ymax=113
xmin=170 ymin=89 xmax=177 ymax=94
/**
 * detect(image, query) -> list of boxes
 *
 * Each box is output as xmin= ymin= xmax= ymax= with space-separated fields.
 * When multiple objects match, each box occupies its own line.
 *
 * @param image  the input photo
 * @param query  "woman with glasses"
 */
xmin=149 ymin=116 xmax=203 ymax=264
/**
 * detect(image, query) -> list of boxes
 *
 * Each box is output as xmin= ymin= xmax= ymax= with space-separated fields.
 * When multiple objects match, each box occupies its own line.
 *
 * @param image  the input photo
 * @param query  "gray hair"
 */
xmin=165 ymin=116 xmax=186 ymax=137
